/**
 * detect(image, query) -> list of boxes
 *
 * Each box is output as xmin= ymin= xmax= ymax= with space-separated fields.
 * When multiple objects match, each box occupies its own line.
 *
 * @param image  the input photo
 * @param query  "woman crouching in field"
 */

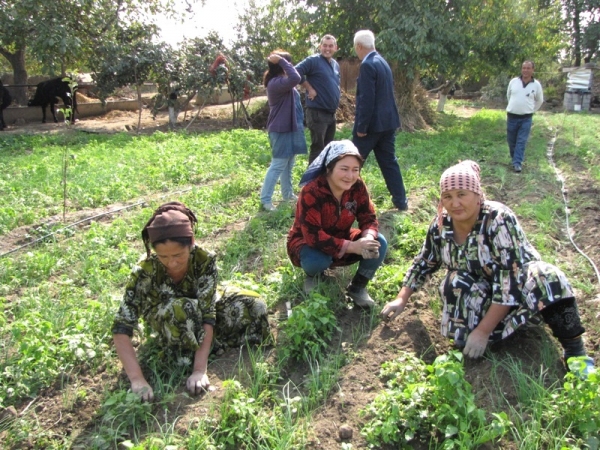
xmin=287 ymin=140 xmax=387 ymax=308
xmin=381 ymin=160 xmax=595 ymax=378
xmin=112 ymin=202 xmax=270 ymax=401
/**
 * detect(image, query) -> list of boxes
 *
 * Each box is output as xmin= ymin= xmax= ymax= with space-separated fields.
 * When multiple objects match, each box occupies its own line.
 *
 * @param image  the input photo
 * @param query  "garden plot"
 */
xmin=0 ymin=105 xmax=598 ymax=449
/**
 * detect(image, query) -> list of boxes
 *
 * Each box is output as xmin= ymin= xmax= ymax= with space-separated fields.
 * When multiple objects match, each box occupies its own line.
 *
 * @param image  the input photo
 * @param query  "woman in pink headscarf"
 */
xmin=381 ymin=160 xmax=594 ymax=377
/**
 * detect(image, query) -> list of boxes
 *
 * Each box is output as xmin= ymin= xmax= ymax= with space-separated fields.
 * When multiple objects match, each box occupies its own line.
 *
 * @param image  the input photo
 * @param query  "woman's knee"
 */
xmin=299 ymin=245 xmax=333 ymax=276
xmin=440 ymin=270 xmax=485 ymax=299
xmin=376 ymin=233 xmax=388 ymax=256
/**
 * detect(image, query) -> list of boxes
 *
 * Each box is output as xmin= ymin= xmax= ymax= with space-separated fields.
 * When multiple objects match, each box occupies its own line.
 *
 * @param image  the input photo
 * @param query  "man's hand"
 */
xmin=380 ymin=298 xmax=407 ymax=322
xmin=131 ymin=378 xmax=154 ymax=402
xmin=306 ymin=86 xmax=318 ymax=100
xmin=462 ymin=329 xmax=489 ymax=359
xmin=187 ymin=370 xmax=210 ymax=395
xmin=356 ymin=132 xmax=367 ymax=137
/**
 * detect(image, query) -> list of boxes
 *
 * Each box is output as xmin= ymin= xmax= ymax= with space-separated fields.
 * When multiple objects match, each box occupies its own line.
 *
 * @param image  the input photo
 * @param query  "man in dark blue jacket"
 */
xmin=295 ymin=35 xmax=341 ymax=164
xmin=352 ymin=30 xmax=408 ymax=211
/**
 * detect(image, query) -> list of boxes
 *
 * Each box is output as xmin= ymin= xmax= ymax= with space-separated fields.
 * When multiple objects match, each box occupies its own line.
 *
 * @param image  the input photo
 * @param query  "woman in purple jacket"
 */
xmin=260 ymin=51 xmax=308 ymax=211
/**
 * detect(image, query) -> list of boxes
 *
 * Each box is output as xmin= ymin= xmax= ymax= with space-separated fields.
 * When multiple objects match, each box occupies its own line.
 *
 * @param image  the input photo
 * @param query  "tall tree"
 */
xmin=0 ymin=0 xmax=184 ymax=104
xmin=91 ymin=23 xmax=166 ymax=132
xmin=283 ymin=0 xmax=563 ymax=127
xmin=563 ymin=0 xmax=600 ymax=65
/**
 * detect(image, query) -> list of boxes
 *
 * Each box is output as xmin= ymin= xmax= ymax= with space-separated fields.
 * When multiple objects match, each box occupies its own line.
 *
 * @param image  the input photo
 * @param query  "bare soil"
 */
xmin=1 ymin=101 xmax=598 ymax=449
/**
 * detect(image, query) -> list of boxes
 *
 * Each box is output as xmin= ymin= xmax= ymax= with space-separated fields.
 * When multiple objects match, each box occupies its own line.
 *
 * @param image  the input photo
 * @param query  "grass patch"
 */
xmin=1 ymin=105 xmax=599 ymax=448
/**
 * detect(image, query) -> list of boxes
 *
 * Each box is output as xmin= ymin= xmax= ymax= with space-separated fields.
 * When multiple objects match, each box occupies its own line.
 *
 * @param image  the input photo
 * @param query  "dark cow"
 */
xmin=28 ymin=77 xmax=78 ymax=124
xmin=0 ymin=80 xmax=12 ymax=130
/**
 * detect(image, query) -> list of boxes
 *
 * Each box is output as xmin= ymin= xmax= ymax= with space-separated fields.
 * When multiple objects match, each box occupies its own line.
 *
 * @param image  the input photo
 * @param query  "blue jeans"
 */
xmin=299 ymin=234 xmax=388 ymax=279
xmin=260 ymin=156 xmax=296 ymax=205
xmin=352 ymin=130 xmax=408 ymax=209
xmin=507 ymin=115 xmax=532 ymax=166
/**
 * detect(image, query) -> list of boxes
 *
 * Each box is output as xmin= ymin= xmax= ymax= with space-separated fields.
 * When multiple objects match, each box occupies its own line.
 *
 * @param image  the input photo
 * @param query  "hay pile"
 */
xmin=336 ymin=91 xmax=356 ymax=123
xmin=76 ymin=92 xmax=96 ymax=103
xmin=249 ymin=90 xmax=357 ymax=130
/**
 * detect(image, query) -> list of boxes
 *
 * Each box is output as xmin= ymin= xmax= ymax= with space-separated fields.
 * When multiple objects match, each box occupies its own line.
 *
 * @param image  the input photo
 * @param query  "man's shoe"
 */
xmin=261 ymin=203 xmax=276 ymax=211
xmin=346 ymin=284 xmax=375 ymax=308
xmin=285 ymin=194 xmax=298 ymax=202
xmin=566 ymin=356 xmax=596 ymax=380
xmin=513 ymin=164 xmax=522 ymax=173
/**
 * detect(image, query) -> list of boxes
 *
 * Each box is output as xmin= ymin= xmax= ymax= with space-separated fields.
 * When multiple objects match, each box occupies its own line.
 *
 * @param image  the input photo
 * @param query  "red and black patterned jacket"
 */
xmin=287 ymin=174 xmax=378 ymax=267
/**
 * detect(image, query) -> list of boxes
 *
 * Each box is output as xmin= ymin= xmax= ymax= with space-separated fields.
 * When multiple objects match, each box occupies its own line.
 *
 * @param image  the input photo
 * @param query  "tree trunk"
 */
xmin=572 ymin=0 xmax=582 ymax=66
xmin=437 ymin=95 xmax=447 ymax=112
xmin=136 ymin=84 xmax=143 ymax=133
xmin=0 ymin=46 xmax=29 ymax=105
xmin=393 ymin=70 xmax=429 ymax=132
xmin=436 ymin=80 xmax=455 ymax=112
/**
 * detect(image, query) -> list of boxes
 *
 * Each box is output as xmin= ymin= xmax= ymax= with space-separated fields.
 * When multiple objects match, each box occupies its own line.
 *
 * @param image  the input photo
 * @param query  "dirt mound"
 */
xmin=336 ymin=91 xmax=356 ymax=123
xmin=249 ymin=101 xmax=270 ymax=129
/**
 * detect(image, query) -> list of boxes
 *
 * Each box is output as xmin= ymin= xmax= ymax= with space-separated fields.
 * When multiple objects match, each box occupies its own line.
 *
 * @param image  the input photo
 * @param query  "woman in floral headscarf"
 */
xmin=112 ymin=202 xmax=270 ymax=401
xmin=287 ymin=140 xmax=387 ymax=308
xmin=381 ymin=160 xmax=594 ymax=377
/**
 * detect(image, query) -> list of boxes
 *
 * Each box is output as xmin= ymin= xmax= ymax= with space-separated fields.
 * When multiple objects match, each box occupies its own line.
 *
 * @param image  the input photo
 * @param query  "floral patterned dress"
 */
xmin=112 ymin=245 xmax=270 ymax=354
xmin=403 ymin=201 xmax=576 ymax=346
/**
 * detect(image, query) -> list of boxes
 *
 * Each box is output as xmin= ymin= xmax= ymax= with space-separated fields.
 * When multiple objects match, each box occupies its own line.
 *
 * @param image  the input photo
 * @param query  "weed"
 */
xmin=91 ymin=390 xmax=154 ymax=449
xmin=279 ymin=293 xmax=340 ymax=361
xmin=360 ymin=351 xmax=510 ymax=448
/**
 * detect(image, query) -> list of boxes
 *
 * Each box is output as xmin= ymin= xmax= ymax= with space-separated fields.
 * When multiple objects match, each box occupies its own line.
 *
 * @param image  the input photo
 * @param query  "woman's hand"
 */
xmin=381 ymin=287 xmax=414 ymax=322
xmin=348 ymin=237 xmax=380 ymax=257
xmin=381 ymin=298 xmax=407 ymax=321
xmin=462 ymin=329 xmax=489 ymax=358
xmin=131 ymin=377 xmax=154 ymax=402
xmin=461 ymin=304 xmax=509 ymax=358
xmin=267 ymin=54 xmax=282 ymax=64
xmin=187 ymin=370 xmax=210 ymax=395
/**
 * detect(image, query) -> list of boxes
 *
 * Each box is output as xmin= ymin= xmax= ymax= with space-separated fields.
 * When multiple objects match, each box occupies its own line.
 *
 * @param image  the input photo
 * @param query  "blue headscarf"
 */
xmin=299 ymin=140 xmax=363 ymax=187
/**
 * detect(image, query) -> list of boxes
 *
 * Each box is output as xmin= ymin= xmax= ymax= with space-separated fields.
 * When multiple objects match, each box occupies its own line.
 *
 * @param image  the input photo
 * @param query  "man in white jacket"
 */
xmin=506 ymin=61 xmax=544 ymax=173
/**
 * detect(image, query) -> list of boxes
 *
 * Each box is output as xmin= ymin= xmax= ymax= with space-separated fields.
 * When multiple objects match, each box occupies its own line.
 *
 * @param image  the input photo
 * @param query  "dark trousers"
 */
xmin=306 ymin=108 xmax=336 ymax=164
xmin=352 ymin=129 xmax=408 ymax=209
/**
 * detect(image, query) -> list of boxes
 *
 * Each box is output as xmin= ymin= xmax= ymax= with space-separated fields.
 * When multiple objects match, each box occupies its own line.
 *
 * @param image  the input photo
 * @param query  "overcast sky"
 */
xmin=155 ymin=0 xmax=257 ymax=46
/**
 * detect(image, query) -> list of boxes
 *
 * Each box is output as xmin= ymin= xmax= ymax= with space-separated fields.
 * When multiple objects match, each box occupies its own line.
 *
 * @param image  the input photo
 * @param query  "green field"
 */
xmin=0 ymin=106 xmax=599 ymax=449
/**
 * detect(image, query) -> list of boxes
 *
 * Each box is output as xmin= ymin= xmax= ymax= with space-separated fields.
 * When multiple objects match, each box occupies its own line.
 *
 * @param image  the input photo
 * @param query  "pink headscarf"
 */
xmin=437 ymin=160 xmax=485 ymax=230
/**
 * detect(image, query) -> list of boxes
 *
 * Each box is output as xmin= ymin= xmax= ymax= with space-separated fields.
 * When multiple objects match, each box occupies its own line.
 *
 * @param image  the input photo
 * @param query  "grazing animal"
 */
xmin=28 ymin=77 xmax=78 ymax=124
xmin=0 ymin=80 xmax=12 ymax=130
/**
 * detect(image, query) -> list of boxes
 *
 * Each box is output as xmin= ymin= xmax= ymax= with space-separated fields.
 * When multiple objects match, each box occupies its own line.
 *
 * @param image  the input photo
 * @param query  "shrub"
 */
xmin=360 ymin=351 xmax=510 ymax=448
xmin=279 ymin=293 xmax=340 ymax=361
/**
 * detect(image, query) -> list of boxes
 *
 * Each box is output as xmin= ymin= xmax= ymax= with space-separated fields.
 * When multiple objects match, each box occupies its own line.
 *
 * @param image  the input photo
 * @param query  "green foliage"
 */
xmin=361 ymin=351 xmax=510 ymax=448
xmin=151 ymin=33 xmax=224 ymax=124
xmin=90 ymin=390 xmax=155 ymax=449
xmin=284 ymin=0 xmax=563 ymax=84
xmin=279 ymin=293 xmax=340 ymax=361
xmin=548 ymin=367 xmax=600 ymax=444
xmin=91 ymin=23 xmax=165 ymax=101
xmin=490 ymin=351 xmax=600 ymax=449
xmin=0 ymin=108 xmax=599 ymax=448
xmin=0 ymin=0 xmax=181 ymax=106
xmin=234 ymin=0 xmax=315 ymax=65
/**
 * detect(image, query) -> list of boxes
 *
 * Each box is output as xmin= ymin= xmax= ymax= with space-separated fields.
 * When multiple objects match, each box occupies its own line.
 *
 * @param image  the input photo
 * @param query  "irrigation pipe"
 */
xmin=543 ymin=111 xmax=600 ymax=287
xmin=0 ymin=186 xmax=194 ymax=258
